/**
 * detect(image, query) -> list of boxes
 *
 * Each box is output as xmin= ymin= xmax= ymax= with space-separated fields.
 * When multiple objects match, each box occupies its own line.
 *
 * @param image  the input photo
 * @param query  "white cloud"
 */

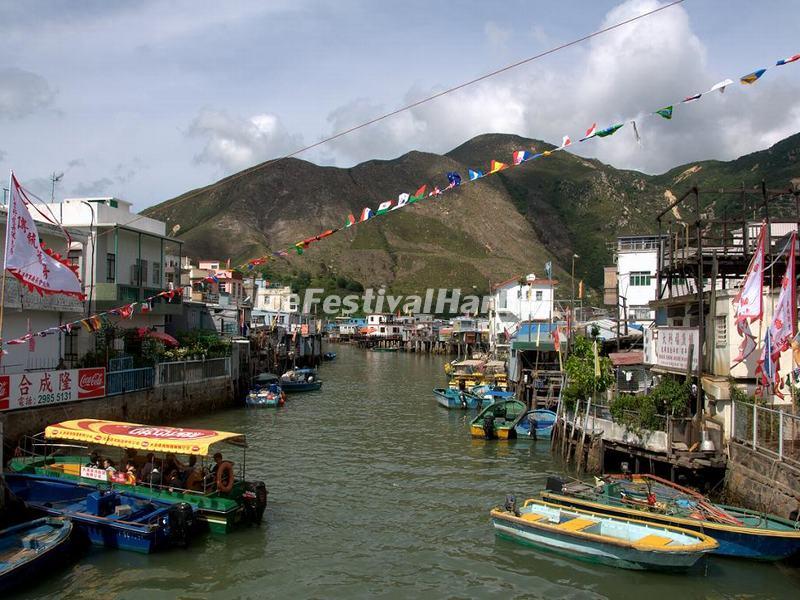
xmin=317 ymin=0 xmax=800 ymax=175
xmin=0 ymin=68 xmax=57 ymax=119
xmin=484 ymin=21 xmax=512 ymax=48
xmin=187 ymin=109 xmax=304 ymax=173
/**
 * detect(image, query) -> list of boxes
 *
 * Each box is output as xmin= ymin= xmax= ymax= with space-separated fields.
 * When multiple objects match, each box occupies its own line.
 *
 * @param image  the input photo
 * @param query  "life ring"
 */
xmin=216 ymin=461 xmax=235 ymax=494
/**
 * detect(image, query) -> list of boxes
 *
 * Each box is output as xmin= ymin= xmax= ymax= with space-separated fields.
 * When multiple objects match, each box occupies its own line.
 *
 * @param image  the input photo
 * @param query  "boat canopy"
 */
xmin=44 ymin=419 xmax=246 ymax=456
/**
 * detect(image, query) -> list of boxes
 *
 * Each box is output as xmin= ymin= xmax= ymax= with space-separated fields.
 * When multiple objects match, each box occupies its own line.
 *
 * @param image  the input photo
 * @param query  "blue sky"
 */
xmin=1 ymin=0 xmax=800 ymax=210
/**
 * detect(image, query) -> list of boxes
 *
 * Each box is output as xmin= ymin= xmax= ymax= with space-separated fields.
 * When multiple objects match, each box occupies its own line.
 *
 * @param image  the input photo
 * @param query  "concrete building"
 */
xmin=611 ymin=235 xmax=663 ymax=326
xmin=39 ymin=197 xmax=183 ymax=358
xmin=488 ymin=274 xmax=557 ymax=351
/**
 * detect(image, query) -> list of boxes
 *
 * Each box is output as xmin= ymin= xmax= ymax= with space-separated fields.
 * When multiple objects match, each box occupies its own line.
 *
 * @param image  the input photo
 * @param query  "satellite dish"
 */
xmin=170 ymin=224 xmax=181 ymax=236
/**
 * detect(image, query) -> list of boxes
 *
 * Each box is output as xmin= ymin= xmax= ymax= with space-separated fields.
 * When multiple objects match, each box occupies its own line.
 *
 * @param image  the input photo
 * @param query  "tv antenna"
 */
xmin=50 ymin=172 xmax=64 ymax=202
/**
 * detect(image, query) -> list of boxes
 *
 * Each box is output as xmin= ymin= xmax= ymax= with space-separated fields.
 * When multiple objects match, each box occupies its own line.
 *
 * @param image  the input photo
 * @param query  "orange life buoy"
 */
xmin=216 ymin=460 xmax=235 ymax=494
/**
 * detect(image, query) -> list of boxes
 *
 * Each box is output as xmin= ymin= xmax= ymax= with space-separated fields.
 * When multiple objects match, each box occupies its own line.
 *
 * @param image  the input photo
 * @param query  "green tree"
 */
xmin=562 ymin=336 xmax=614 ymax=410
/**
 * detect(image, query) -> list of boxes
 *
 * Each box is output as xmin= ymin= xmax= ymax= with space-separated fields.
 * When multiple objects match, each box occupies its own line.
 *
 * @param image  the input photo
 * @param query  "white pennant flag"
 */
xmin=4 ymin=172 xmax=84 ymax=299
xmin=731 ymin=222 xmax=766 ymax=366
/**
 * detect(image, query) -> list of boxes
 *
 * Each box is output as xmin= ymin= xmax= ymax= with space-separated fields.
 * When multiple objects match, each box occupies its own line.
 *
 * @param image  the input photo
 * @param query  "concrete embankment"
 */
xmin=1 ymin=376 xmax=235 ymax=448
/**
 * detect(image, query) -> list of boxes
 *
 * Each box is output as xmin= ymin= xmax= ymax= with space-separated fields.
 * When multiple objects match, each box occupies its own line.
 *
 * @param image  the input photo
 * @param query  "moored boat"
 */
xmin=491 ymin=497 xmax=717 ymax=571
xmin=4 ymin=473 xmax=192 ymax=553
xmin=0 ymin=517 xmax=74 ymax=594
xmin=432 ymin=388 xmax=490 ymax=410
xmin=246 ymin=373 xmax=286 ymax=407
xmin=280 ymin=368 xmax=323 ymax=392
xmin=323 ymin=352 xmax=337 ymax=361
xmin=513 ymin=409 xmax=557 ymax=439
xmin=541 ymin=474 xmax=800 ymax=561
xmin=470 ymin=399 xmax=527 ymax=439
xmin=8 ymin=419 xmax=268 ymax=534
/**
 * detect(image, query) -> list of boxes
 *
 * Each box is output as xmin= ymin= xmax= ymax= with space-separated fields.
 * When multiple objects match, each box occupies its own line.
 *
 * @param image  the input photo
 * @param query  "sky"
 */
xmin=1 ymin=0 xmax=800 ymax=211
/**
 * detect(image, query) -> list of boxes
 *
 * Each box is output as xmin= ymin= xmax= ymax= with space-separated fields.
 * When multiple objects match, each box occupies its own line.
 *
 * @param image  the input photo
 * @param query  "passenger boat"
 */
xmin=513 ymin=409 xmax=557 ymax=439
xmin=491 ymin=497 xmax=717 ymax=571
xmin=0 ymin=517 xmax=74 ymax=594
xmin=280 ymin=368 xmax=323 ymax=392
xmin=470 ymin=399 xmax=527 ymax=439
xmin=4 ymin=473 xmax=192 ymax=553
xmin=445 ymin=359 xmax=508 ymax=391
xmin=541 ymin=474 xmax=800 ymax=561
xmin=7 ymin=419 xmax=268 ymax=534
xmin=432 ymin=388 xmax=491 ymax=410
xmin=246 ymin=373 xmax=286 ymax=408
xmin=323 ymin=352 xmax=337 ymax=361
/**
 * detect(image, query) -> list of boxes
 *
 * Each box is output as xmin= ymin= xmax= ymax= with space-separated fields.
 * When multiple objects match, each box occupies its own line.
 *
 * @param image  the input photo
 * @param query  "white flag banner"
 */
xmin=733 ymin=222 xmax=766 ymax=322
xmin=4 ymin=172 xmax=84 ymax=299
xmin=768 ymin=232 xmax=796 ymax=355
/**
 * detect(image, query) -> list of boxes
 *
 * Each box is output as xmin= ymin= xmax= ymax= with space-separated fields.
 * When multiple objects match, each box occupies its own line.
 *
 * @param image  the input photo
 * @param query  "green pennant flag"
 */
xmin=294 ymin=245 xmax=304 ymax=255
xmin=595 ymin=123 xmax=624 ymax=138
xmin=408 ymin=184 xmax=427 ymax=204
xmin=655 ymin=106 xmax=673 ymax=119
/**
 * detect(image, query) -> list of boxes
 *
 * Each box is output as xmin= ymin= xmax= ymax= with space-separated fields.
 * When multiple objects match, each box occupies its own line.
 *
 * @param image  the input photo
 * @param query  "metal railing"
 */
xmin=106 ymin=367 xmax=155 ymax=396
xmin=732 ymin=400 xmax=800 ymax=466
xmin=156 ymin=357 xmax=231 ymax=385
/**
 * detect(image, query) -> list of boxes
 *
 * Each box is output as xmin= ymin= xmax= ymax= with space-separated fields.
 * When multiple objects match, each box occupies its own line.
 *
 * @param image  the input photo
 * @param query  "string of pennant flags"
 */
xmin=5 ymin=52 xmax=800 ymax=348
xmin=234 ymin=52 xmax=800 ymax=272
xmin=1 ymin=289 xmax=179 ymax=350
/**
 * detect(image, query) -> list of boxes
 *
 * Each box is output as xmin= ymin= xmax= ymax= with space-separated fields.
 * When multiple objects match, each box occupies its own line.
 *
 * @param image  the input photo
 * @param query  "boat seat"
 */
xmin=636 ymin=534 xmax=673 ymax=547
xmin=520 ymin=512 xmax=544 ymax=522
xmin=556 ymin=517 xmax=596 ymax=532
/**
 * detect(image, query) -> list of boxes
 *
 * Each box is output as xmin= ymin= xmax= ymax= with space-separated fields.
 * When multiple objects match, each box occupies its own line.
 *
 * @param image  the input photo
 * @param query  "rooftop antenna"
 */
xmin=50 ymin=171 xmax=64 ymax=202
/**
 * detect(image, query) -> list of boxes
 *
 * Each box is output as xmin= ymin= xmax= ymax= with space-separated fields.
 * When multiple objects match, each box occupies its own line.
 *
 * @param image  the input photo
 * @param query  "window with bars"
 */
xmin=106 ymin=253 xmax=116 ymax=283
xmin=630 ymin=271 xmax=652 ymax=286
xmin=152 ymin=261 xmax=161 ymax=285
xmin=716 ymin=316 xmax=728 ymax=348
xmin=64 ymin=331 xmax=78 ymax=366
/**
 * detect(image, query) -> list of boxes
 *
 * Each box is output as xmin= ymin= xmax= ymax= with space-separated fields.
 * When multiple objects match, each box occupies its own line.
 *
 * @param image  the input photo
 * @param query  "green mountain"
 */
xmin=144 ymin=132 xmax=800 ymax=295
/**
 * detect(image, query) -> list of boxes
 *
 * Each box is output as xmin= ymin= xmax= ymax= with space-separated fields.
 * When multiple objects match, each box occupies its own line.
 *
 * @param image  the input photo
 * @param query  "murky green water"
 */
xmin=13 ymin=345 xmax=800 ymax=599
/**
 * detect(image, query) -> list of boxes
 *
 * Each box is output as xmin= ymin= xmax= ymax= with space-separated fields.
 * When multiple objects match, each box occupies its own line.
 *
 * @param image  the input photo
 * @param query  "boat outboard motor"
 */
xmin=545 ymin=475 xmax=566 ymax=494
xmin=504 ymin=494 xmax=521 ymax=517
xmin=483 ymin=414 xmax=496 ymax=440
xmin=242 ymin=481 xmax=269 ymax=525
xmin=166 ymin=502 xmax=194 ymax=548
xmin=527 ymin=413 xmax=538 ymax=440
xmin=459 ymin=392 xmax=468 ymax=410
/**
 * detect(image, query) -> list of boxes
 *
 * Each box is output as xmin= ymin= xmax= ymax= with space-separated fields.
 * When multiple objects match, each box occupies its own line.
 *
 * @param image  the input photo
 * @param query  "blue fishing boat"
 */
xmin=491 ymin=496 xmax=717 ymax=571
xmin=0 ymin=517 xmax=74 ymax=594
xmin=4 ymin=473 xmax=194 ymax=553
xmin=432 ymin=388 xmax=490 ymax=410
xmin=280 ymin=368 xmax=323 ymax=392
xmin=246 ymin=373 xmax=285 ymax=407
xmin=513 ymin=409 xmax=557 ymax=439
xmin=541 ymin=474 xmax=800 ymax=561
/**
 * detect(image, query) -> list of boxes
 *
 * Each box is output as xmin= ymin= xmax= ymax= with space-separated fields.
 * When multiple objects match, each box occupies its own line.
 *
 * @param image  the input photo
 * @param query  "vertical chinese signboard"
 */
xmin=653 ymin=327 xmax=699 ymax=373
xmin=0 ymin=367 xmax=106 ymax=411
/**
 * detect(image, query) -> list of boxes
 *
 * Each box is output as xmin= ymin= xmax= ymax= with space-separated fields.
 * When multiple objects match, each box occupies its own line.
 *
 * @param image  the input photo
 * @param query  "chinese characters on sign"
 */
xmin=653 ymin=327 xmax=700 ymax=373
xmin=0 ymin=367 xmax=106 ymax=411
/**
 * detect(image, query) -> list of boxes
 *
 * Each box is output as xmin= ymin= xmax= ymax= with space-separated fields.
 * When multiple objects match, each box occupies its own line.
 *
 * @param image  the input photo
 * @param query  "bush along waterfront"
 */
xmin=561 ymin=336 xmax=614 ymax=411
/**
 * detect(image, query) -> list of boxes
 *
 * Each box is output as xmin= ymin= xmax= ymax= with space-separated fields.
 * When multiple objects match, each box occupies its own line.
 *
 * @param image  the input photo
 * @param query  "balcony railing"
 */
xmin=156 ymin=357 xmax=231 ymax=385
xmin=106 ymin=367 xmax=155 ymax=396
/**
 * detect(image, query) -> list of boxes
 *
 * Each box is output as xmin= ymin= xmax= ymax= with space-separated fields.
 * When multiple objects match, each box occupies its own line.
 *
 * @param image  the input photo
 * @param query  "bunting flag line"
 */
xmin=236 ymin=50 xmax=799 ymax=274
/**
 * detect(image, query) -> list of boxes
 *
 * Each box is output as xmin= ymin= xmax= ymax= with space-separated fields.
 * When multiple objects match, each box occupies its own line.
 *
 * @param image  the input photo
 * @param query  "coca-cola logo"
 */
xmin=79 ymin=372 xmax=104 ymax=388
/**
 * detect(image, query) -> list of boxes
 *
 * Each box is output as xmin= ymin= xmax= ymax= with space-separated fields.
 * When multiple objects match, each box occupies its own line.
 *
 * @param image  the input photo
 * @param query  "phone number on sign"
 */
xmin=16 ymin=391 xmax=73 ymax=408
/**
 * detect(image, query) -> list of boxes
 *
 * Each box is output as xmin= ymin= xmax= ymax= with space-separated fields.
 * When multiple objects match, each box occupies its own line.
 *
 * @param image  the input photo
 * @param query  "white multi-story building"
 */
xmin=612 ymin=235 xmax=663 ymax=325
xmin=40 ymin=197 xmax=183 ymax=355
xmin=488 ymin=274 xmax=557 ymax=350
xmin=0 ymin=208 xmax=87 ymax=372
xmin=255 ymin=284 xmax=296 ymax=314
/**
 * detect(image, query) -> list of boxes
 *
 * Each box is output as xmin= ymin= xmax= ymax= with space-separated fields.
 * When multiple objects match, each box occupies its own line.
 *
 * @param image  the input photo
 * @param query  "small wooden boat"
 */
xmin=0 ymin=517 xmax=74 ymax=594
xmin=432 ymin=388 xmax=491 ymax=410
xmin=491 ymin=497 xmax=717 ymax=571
xmin=470 ymin=399 xmax=527 ymax=439
xmin=542 ymin=474 xmax=800 ymax=561
xmin=280 ymin=368 xmax=323 ymax=392
xmin=371 ymin=347 xmax=398 ymax=352
xmin=4 ymin=473 xmax=194 ymax=553
xmin=513 ymin=409 xmax=557 ymax=439
xmin=246 ymin=373 xmax=285 ymax=407
xmin=323 ymin=352 xmax=337 ymax=361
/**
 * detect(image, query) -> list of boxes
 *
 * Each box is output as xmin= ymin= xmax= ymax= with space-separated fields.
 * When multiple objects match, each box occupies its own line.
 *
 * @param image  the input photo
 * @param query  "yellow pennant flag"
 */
xmin=578 ymin=280 xmax=584 ymax=299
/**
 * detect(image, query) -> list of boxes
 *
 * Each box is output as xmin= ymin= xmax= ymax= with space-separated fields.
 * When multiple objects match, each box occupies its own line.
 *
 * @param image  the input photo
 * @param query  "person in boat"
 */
xmin=124 ymin=461 xmax=138 ymax=484
xmin=179 ymin=455 xmax=203 ymax=491
xmin=87 ymin=450 xmax=101 ymax=468
xmin=139 ymin=453 xmax=157 ymax=483
xmin=206 ymin=452 xmax=233 ymax=491
xmin=103 ymin=458 xmax=116 ymax=473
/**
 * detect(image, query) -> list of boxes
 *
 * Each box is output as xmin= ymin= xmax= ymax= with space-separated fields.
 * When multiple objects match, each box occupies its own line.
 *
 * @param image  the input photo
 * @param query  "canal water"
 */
xmin=16 ymin=345 xmax=800 ymax=599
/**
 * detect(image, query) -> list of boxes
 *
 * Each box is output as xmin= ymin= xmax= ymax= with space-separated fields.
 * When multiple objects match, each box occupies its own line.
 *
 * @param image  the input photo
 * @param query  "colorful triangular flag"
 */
xmin=776 ymin=54 xmax=800 ymax=66
xmin=489 ymin=160 xmax=507 ymax=174
xmin=740 ymin=68 xmax=766 ymax=84
xmin=655 ymin=106 xmax=673 ymax=119
xmin=595 ymin=123 xmax=624 ymax=138
xmin=468 ymin=169 xmax=484 ymax=181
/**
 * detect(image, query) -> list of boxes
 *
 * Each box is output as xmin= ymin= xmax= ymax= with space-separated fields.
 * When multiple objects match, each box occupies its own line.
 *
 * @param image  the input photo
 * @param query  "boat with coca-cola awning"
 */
xmin=7 ymin=419 xmax=268 ymax=534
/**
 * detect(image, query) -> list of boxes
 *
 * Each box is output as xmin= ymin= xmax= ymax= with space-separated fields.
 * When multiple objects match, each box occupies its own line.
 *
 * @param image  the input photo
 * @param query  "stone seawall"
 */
xmin=1 ymin=377 xmax=236 ymax=449
xmin=724 ymin=441 xmax=800 ymax=520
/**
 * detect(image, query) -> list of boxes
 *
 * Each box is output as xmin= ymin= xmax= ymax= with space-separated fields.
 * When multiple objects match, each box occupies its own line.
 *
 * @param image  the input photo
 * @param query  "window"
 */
xmin=106 ymin=253 xmax=116 ymax=283
xmin=715 ymin=316 xmax=728 ymax=348
xmin=64 ymin=330 xmax=78 ymax=366
xmin=535 ymin=291 xmax=543 ymax=301
xmin=132 ymin=259 xmax=147 ymax=286
xmin=68 ymin=251 xmax=80 ymax=267
xmin=499 ymin=289 xmax=507 ymax=309
xmin=152 ymin=261 xmax=161 ymax=285
xmin=630 ymin=271 xmax=652 ymax=286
